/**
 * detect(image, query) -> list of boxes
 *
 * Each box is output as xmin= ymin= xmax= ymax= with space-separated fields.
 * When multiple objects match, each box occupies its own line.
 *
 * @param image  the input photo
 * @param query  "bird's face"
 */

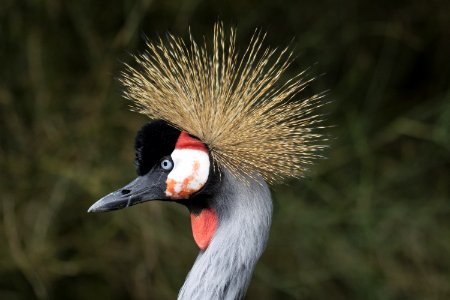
xmin=88 ymin=120 xmax=214 ymax=212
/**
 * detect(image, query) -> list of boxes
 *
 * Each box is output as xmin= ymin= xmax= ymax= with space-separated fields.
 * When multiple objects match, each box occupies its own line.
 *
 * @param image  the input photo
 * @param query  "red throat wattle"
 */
xmin=190 ymin=208 xmax=218 ymax=250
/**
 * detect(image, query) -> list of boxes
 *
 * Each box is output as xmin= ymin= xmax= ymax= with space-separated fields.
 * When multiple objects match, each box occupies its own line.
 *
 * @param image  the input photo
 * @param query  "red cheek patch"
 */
xmin=175 ymin=132 xmax=208 ymax=152
xmin=165 ymin=132 xmax=210 ymax=199
xmin=190 ymin=208 xmax=218 ymax=251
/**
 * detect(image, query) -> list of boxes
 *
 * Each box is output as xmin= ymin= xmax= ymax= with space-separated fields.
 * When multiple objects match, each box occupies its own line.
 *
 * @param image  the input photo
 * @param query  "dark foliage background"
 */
xmin=1 ymin=0 xmax=449 ymax=299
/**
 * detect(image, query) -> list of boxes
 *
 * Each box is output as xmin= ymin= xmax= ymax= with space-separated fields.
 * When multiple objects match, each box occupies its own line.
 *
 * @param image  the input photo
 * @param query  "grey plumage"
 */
xmin=178 ymin=168 xmax=272 ymax=300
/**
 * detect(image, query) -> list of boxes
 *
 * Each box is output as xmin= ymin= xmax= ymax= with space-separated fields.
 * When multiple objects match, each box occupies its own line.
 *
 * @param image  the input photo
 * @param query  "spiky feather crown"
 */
xmin=121 ymin=23 xmax=326 ymax=184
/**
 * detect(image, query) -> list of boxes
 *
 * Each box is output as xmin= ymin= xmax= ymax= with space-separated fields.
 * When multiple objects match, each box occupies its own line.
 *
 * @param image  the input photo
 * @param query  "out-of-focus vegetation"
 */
xmin=1 ymin=0 xmax=449 ymax=299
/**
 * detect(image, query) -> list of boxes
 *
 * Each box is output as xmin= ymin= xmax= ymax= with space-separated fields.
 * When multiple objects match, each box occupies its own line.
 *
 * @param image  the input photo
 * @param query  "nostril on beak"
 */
xmin=121 ymin=189 xmax=131 ymax=195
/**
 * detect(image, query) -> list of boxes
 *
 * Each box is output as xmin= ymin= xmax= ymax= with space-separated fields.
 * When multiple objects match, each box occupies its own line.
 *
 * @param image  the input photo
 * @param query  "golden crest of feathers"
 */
xmin=121 ymin=23 xmax=326 ymax=184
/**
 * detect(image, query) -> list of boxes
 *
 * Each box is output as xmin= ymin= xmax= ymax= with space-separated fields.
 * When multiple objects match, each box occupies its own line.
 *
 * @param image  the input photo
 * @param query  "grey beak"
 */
xmin=88 ymin=171 xmax=167 ymax=213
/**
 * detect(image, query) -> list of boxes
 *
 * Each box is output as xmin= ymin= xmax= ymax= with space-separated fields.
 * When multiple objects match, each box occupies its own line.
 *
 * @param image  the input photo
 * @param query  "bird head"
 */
xmin=87 ymin=23 xmax=326 ymax=250
xmin=88 ymin=120 xmax=217 ymax=213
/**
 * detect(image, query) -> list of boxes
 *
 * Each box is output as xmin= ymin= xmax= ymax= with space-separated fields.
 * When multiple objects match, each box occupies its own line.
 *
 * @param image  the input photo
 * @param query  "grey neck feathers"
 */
xmin=178 ymin=169 xmax=273 ymax=300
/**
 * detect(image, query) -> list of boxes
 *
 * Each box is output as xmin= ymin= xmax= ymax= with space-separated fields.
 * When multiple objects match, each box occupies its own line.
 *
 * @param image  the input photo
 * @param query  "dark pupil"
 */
xmin=163 ymin=161 xmax=168 ymax=167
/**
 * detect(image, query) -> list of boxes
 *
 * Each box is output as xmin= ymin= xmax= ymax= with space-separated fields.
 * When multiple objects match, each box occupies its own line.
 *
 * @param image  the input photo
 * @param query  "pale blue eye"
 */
xmin=161 ymin=158 xmax=173 ymax=170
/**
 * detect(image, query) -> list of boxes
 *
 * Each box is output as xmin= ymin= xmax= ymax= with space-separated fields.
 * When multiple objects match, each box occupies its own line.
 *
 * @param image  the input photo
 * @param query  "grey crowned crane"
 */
xmin=88 ymin=23 xmax=325 ymax=299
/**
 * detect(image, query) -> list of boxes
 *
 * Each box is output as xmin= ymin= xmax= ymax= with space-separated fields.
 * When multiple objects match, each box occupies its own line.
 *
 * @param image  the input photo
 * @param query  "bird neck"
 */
xmin=178 ymin=169 xmax=273 ymax=300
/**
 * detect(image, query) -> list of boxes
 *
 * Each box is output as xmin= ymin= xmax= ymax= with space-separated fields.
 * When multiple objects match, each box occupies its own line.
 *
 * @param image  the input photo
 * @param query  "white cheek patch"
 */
xmin=165 ymin=149 xmax=210 ymax=199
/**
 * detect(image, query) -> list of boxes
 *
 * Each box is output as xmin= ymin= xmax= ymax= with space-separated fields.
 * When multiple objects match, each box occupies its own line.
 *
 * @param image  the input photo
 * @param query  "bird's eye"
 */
xmin=160 ymin=158 xmax=173 ymax=171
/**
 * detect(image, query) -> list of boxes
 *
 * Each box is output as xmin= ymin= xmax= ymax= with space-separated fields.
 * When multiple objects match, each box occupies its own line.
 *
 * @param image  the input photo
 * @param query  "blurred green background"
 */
xmin=1 ymin=0 xmax=450 ymax=299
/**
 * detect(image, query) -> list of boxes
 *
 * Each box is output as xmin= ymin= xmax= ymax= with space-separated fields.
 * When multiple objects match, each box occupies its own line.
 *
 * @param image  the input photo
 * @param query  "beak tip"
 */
xmin=87 ymin=202 xmax=101 ymax=213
